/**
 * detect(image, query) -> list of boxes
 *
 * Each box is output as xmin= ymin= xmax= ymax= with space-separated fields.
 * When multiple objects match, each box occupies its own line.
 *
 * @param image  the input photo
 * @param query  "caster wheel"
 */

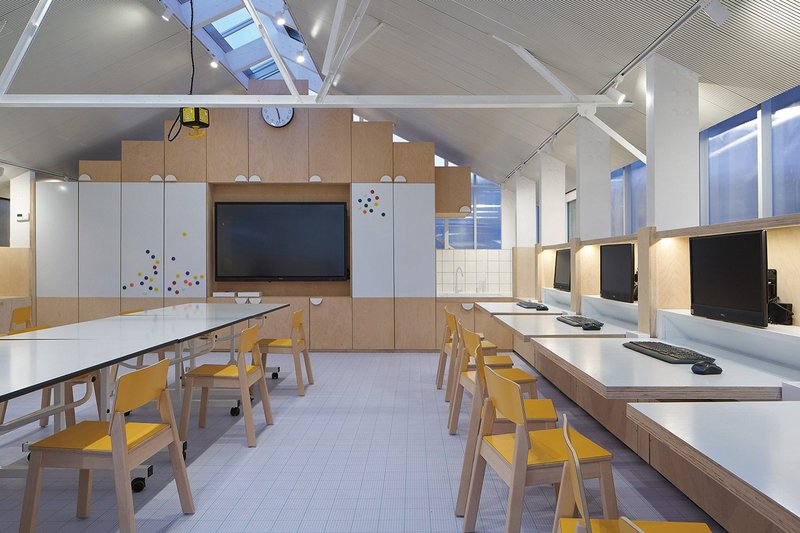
xmin=124 ymin=411 xmax=132 ymax=416
xmin=27 ymin=453 xmax=30 ymax=462
xmin=230 ymin=407 xmax=240 ymax=416
xmin=272 ymin=372 xmax=279 ymax=379
xmin=131 ymin=477 xmax=146 ymax=493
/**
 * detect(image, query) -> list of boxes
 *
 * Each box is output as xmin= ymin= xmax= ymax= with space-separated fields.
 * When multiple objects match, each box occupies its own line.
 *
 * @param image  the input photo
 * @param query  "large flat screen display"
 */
xmin=553 ymin=248 xmax=571 ymax=291
xmin=600 ymin=243 xmax=636 ymax=303
xmin=215 ymin=202 xmax=348 ymax=281
xmin=689 ymin=230 xmax=768 ymax=327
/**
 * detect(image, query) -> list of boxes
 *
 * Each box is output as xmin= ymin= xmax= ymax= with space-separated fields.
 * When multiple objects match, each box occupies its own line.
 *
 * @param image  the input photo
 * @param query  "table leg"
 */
xmin=98 ymin=367 xmax=110 ymax=422
xmin=228 ymin=325 xmax=236 ymax=365
xmin=172 ymin=341 xmax=183 ymax=408
xmin=53 ymin=383 xmax=65 ymax=432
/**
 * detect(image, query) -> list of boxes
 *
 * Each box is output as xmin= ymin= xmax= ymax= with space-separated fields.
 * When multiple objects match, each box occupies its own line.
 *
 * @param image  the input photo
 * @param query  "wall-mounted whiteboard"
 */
xmin=35 ymin=182 xmax=78 ymax=297
xmin=121 ymin=183 xmax=164 ymax=299
xmin=351 ymin=183 xmax=394 ymax=297
xmin=78 ymin=183 xmax=121 ymax=297
xmin=164 ymin=183 xmax=207 ymax=299
xmin=394 ymin=184 xmax=435 ymax=297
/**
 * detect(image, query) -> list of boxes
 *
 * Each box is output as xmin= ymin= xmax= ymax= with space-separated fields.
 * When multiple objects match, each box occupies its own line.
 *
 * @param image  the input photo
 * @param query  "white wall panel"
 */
xmin=393 ymin=184 xmax=435 ymax=297
xmin=78 ymin=183 xmax=121 ymax=297
xmin=351 ymin=183 xmax=394 ymax=297
xmin=164 ymin=183 xmax=206 ymax=299
xmin=121 ymin=183 xmax=164 ymax=299
xmin=35 ymin=182 xmax=78 ymax=297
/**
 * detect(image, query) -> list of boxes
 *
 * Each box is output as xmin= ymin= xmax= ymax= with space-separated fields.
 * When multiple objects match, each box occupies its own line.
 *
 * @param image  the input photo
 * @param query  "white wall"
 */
xmin=501 ymin=185 xmax=516 ymax=249
xmin=10 ymin=172 xmax=32 ymax=248
xmin=437 ymin=249 xmax=512 ymax=296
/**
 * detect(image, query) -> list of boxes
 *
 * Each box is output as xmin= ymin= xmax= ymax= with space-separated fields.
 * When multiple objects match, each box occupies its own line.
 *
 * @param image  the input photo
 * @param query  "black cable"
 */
xmin=168 ymin=0 xmax=196 ymax=142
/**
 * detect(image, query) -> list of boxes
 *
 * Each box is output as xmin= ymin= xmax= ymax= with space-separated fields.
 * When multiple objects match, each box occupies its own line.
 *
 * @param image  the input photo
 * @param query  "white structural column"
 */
xmin=575 ymin=117 xmax=611 ymax=240
xmin=536 ymin=154 xmax=567 ymax=245
xmin=646 ymin=54 xmax=700 ymax=230
xmin=500 ymin=185 xmax=516 ymax=248
xmin=514 ymin=173 xmax=538 ymax=247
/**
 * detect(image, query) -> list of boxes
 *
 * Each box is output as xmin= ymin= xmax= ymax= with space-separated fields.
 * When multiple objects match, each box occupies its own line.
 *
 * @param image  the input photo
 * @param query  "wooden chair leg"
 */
xmin=463 ymin=446 xmax=488 ymax=532
xmin=167 ymin=436 xmax=195 ymax=514
xmin=19 ymin=451 xmax=44 ymax=533
xmin=445 ymin=351 xmax=458 ymax=402
xmin=135 ymin=354 xmax=144 ymax=368
xmin=599 ymin=461 xmax=619 ymax=519
xmin=77 ymin=469 xmax=93 ymax=518
xmin=292 ymin=348 xmax=305 ymax=396
xmin=239 ymin=377 xmax=257 ymax=447
xmin=39 ymin=387 xmax=51 ymax=427
xmin=92 ymin=376 xmax=103 ymax=420
xmin=198 ymin=388 xmax=209 ymax=428
xmin=302 ymin=348 xmax=314 ymax=385
xmin=179 ymin=378 xmax=194 ymax=442
xmin=456 ymin=390 xmax=484 ymax=516
xmin=64 ymin=384 xmax=77 ymax=427
xmin=448 ymin=382 xmax=465 ymax=435
xmin=521 ymin=381 xmax=537 ymax=399
xmin=111 ymin=455 xmax=135 ymax=533
xmin=256 ymin=374 xmax=274 ymax=425
xmin=505 ymin=443 xmax=528 ymax=533
xmin=435 ymin=348 xmax=448 ymax=389
xmin=0 ymin=401 xmax=7 ymax=425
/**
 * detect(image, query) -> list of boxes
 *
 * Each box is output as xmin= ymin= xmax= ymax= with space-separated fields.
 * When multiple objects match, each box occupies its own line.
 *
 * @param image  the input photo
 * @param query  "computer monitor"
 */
xmin=689 ymin=230 xmax=768 ymax=327
xmin=600 ymin=243 xmax=636 ymax=303
xmin=553 ymin=248 xmax=571 ymax=291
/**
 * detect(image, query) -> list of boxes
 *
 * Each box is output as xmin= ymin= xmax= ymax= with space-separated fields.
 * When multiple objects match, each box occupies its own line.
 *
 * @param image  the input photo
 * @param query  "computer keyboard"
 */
xmin=517 ymin=301 xmax=539 ymax=309
xmin=623 ymin=341 xmax=716 ymax=365
xmin=557 ymin=315 xmax=604 ymax=328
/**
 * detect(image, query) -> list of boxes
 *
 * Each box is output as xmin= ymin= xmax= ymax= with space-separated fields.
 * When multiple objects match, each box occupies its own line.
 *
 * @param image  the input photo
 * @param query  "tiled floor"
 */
xmin=0 ymin=351 xmax=722 ymax=532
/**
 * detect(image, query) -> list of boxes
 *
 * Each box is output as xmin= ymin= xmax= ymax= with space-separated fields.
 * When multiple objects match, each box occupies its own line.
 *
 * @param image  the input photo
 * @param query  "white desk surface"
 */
xmin=126 ymin=303 xmax=287 ymax=320
xmin=628 ymin=401 xmax=800 ymax=527
xmin=494 ymin=314 xmax=628 ymax=340
xmin=476 ymin=302 xmax=568 ymax=316
xmin=534 ymin=337 xmax=800 ymax=399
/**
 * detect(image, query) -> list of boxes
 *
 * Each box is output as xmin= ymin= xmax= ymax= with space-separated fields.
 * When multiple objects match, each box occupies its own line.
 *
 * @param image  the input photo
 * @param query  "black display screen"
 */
xmin=215 ymin=202 xmax=348 ymax=281
xmin=553 ymin=248 xmax=571 ymax=291
xmin=600 ymin=243 xmax=636 ymax=303
xmin=689 ymin=230 xmax=768 ymax=327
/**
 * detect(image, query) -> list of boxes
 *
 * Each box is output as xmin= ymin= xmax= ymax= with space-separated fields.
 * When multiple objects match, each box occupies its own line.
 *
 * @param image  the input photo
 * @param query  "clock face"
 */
xmin=261 ymin=106 xmax=294 ymax=128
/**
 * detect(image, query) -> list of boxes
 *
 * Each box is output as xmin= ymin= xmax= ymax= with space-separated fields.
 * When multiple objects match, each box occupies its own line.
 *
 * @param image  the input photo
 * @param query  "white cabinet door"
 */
xmin=35 ymin=182 xmax=78 ymax=297
xmin=78 ymin=183 xmax=121 ymax=297
xmin=164 ymin=183 xmax=207 ymax=299
xmin=351 ymin=183 xmax=394 ymax=297
xmin=394 ymin=184 xmax=435 ymax=297
xmin=121 ymin=183 xmax=164 ymax=299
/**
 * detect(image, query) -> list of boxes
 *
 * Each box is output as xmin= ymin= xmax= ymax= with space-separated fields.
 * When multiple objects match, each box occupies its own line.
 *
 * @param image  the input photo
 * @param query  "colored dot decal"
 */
xmin=185 ymin=271 xmax=190 ymax=276
xmin=374 ymin=202 xmax=379 ymax=207
xmin=154 ymin=271 xmax=158 ymax=275
xmin=200 ymin=275 xmax=204 ymax=279
xmin=381 ymin=213 xmax=386 ymax=217
xmin=140 ymin=281 xmax=144 ymax=286
xmin=168 ymin=287 xmax=172 ymax=292
xmin=137 ymin=272 xmax=142 ymax=277
xmin=369 ymin=209 xmax=374 ymax=213
xmin=195 ymin=281 xmax=200 ymax=285
xmin=122 ymin=286 xmax=127 ymax=290
xmin=375 ymin=196 xmax=380 ymax=200
xmin=176 ymin=274 xmax=181 ymax=278
xmin=362 ymin=210 xmax=367 ymax=214
xmin=357 ymin=199 xmax=362 ymax=203
xmin=155 ymin=288 xmax=159 ymax=292
xmin=172 ymin=281 xmax=177 ymax=285
xmin=367 ymin=198 xmax=371 ymax=202
xmin=193 ymin=275 xmax=198 ymax=280
xmin=148 ymin=286 xmax=152 ymax=291
xmin=130 ymin=283 xmax=134 ymax=288
xmin=182 ymin=231 xmax=187 ymax=237
xmin=152 ymin=265 xmax=157 ymax=270
xmin=145 ymin=249 xmax=150 ymax=254
xmin=175 ymin=290 xmax=180 ymax=295
xmin=150 ymin=255 xmax=155 ymax=259
xmin=144 ymin=276 xmax=149 ymax=280
xmin=155 ymin=259 xmax=160 ymax=265
xmin=171 ymin=257 xmax=176 ymax=261
xmin=370 ymin=190 xmax=375 ymax=194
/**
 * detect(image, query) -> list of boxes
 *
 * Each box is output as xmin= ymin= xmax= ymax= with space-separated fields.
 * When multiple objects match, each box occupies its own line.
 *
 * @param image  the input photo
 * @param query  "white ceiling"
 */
xmin=0 ymin=0 xmax=799 ymax=188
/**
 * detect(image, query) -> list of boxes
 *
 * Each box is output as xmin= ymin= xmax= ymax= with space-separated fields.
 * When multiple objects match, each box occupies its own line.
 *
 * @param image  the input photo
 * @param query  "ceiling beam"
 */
xmin=493 ymin=35 xmax=577 ymax=101
xmin=577 ymin=105 xmax=646 ymax=164
xmin=241 ymin=0 xmax=299 ymax=97
xmin=317 ymin=0 xmax=372 ymax=103
xmin=0 ymin=0 xmax=53 ymax=95
xmin=322 ymin=0 xmax=347 ymax=76
xmin=0 ymin=94 xmax=634 ymax=109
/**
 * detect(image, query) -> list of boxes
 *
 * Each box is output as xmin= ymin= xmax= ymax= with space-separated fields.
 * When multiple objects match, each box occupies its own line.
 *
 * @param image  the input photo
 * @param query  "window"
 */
xmin=629 ymin=161 xmax=647 ymax=234
xmin=610 ymin=168 xmax=624 ymax=236
xmin=706 ymin=109 xmax=759 ymax=224
xmin=436 ymin=174 xmax=502 ymax=249
xmin=566 ymin=198 xmax=576 ymax=241
xmin=772 ymin=87 xmax=800 ymax=215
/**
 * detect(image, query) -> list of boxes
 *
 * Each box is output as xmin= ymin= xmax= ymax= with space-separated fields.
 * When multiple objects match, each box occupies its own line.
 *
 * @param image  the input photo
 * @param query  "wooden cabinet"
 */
xmin=309 ymin=109 xmax=352 ymax=183
xmin=394 ymin=142 xmax=434 ymax=183
xmin=121 ymin=141 xmax=164 ymax=182
xmin=163 ymin=120 xmax=207 ymax=182
xmin=259 ymin=297 xmax=310 ymax=341
xmin=435 ymin=166 xmax=471 ymax=217
xmin=395 ymin=298 xmax=436 ymax=350
xmin=207 ymin=108 xmax=249 ymax=183
xmin=78 ymin=161 xmax=120 ymax=182
xmin=309 ymin=297 xmax=352 ymax=349
xmin=352 ymin=121 xmax=393 ymax=182
xmin=435 ymin=299 xmax=475 ymax=347
xmin=353 ymin=298 xmax=394 ymax=349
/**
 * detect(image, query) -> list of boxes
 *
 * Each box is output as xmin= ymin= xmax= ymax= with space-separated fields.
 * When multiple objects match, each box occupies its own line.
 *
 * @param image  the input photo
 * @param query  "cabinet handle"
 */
xmin=164 ymin=175 xmax=177 ymax=182
xmin=380 ymin=175 xmax=393 ymax=182
xmin=248 ymin=176 xmax=262 ymax=183
xmin=459 ymin=206 xmax=471 ymax=213
xmin=234 ymin=175 xmax=248 ymax=182
xmin=310 ymin=298 xmax=323 ymax=306
xmin=461 ymin=303 xmax=474 ymax=311
xmin=309 ymin=175 xmax=322 ymax=183
xmin=394 ymin=175 xmax=407 ymax=183
xmin=78 ymin=174 xmax=92 ymax=182
xmin=149 ymin=175 xmax=163 ymax=182
xmin=234 ymin=297 xmax=248 ymax=304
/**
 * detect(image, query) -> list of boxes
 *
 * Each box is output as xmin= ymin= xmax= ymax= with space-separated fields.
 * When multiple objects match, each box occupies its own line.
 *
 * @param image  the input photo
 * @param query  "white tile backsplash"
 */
xmin=437 ymin=248 xmax=513 ymax=296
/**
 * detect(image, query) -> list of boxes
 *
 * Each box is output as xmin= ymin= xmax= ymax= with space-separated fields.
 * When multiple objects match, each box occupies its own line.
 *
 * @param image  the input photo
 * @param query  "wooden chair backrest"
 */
xmin=10 ymin=306 xmax=32 ymax=330
xmin=112 ymin=359 xmax=170 ymax=415
xmin=483 ymin=366 xmax=526 ymax=427
xmin=1 ymin=325 xmax=50 ymax=336
xmin=619 ymin=518 xmax=646 ymax=533
xmin=444 ymin=308 xmax=457 ymax=338
xmin=553 ymin=413 xmax=593 ymax=533
xmin=120 ymin=308 xmax=145 ymax=315
xmin=291 ymin=310 xmax=306 ymax=344
xmin=462 ymin=327 xmax=485 ymax=386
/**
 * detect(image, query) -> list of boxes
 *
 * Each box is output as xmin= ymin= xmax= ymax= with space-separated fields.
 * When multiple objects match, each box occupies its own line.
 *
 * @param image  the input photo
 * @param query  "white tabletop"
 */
xmin=628 ymin=401 xmax=800 ymax=526
xmin=125 ymin=303 xmax=287 ymax=320
xmin=494 ymin=314 xmax=628 ymax=340
xmin=476 ymin=302 xmax=567 ymax=316
xmin=534 ymin=337 xmax=800 ymax=399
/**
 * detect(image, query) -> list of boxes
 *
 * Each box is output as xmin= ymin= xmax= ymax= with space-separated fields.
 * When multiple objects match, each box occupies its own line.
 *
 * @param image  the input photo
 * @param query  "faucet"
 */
xmin=455 ymin=266 xmax=464 ymax=294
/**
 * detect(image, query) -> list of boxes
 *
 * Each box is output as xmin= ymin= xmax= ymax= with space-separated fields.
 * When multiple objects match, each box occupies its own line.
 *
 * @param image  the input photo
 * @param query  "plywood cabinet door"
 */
xmin=309 ymin=109 xmax=352 ymax=183
xmin=353 ymin=298 xmax=394 ymax=350
xmin=164 ymin=120 xmax=207 ymax=182
xmin=352 ymin=121 xmax=393 ymax=182
xmin=394 ymin=142 xmax=434 ymax=183
xmin=121 ymin=141 xmax=164 ymax=182
xmin=78 ymin=161 xmax=120 ymax=182
xmin=207 ymin=108 xmax=249 ymax=183
xmin=435 ymin=166 xmax=471 ymax=217
xmin=164 ymin=183 xmax=207 ymax=299
xmin=395 ymin=298 xmax=436 ymax=350
xmin=121 ymin=183 xmax=164 ymax=307
xmin=309 ymin=297 xmax=353 ymax=349
xmin=259 ymin=297 xmax=310 ymax=342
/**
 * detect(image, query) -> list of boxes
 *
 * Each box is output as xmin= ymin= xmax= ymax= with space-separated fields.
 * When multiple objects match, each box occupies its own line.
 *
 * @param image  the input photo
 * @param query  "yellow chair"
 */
xmin=462 ymin=367 xmax=618 ymax=533
xmin=437 ymin=307 xmax=500 ymax=390
xmin=455 ymin=326 xmax=558 ymax=517
xmin=258 ymin=310 xmax=313 ymax=396
xmin=9 ymin=305 xmax=32 ymax=331
xmin=180 ymin=324 xmax=273 ymax=447
xmin=20 ymin=360 xmax=194 ymax=533
xmin=554 ymin=413 xmax=711 ymax=533
xmin=448 ymin=322 xmax=538 ymax=435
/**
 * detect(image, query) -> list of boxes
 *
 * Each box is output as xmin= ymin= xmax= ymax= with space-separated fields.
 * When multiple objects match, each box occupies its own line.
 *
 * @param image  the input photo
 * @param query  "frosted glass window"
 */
xmin=772 ymin=91 xmax=800 ymax=215
xmin=447 ymin=216 xmax=474 ymax=249
xmin=610 ymin=169 xmax=624 ymax=236
xmin=629 ymin=162 xmax=647 ymax=233
xmin=435 ymin=218 xmax=445 ymax=249
xmin=474 ymin=186 xmax=501 ymax=249
xmin=566 ymin=199 xmax=576 ymax=241
xmin=707 ymin=112 xmax=759 ymax=224
xmin=435 ymin=155 xmax=446 ymax=167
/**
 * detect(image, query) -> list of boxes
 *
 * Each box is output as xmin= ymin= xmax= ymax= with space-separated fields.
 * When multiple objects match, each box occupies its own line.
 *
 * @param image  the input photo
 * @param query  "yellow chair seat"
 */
xmin=29 ymin=421 xmax=168 ymax=452
xmin=464 ymin=367 xmax=537 ymax=385
xmin=480 ymin=339 xmax=497 ymax=349
xmin=481 ymin=355 xmax=513 ymax=367
xmin=259 ymin=338 xmax=292 ymax=348
xmin=496 ymin=399 xmax=557 ymax=423
xmin=187 ymin=364 xmax=258 ymax=378
xmin=484 ymin=427 xmax=611 ymax=467
xmin=559 ymin=519 xmax=711 ymax=532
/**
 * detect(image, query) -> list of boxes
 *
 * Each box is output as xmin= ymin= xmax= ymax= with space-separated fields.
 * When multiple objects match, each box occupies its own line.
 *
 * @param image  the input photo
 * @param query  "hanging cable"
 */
xmin=168 ymin=0 xmax=196 ymax=142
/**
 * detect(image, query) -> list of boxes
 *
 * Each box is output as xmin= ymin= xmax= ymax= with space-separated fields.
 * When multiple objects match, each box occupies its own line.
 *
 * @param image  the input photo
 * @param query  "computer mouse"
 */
xmin=582 ymin=323 xmax=602 ymax=331
xmin=536 ymin=304 xmax=549 ymax=311
xmin=692 ymin=362 xmax=723 ymax=375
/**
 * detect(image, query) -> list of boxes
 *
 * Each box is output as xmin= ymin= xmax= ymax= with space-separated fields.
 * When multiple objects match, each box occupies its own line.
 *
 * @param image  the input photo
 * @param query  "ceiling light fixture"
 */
xmin=703 ymin=0 xmax=731 ymax=26
xmin=275 ymin=8 xmax=287 ymax=26
xmin=162 ymin=7 xmax=173 ymax=22
xmin=605 ymin=76 xmax=626 ymax=104
xmin=209 ymin=53 xmax=219 ymax=69
xmin=296 ymin=47 xmax=306 ymax=64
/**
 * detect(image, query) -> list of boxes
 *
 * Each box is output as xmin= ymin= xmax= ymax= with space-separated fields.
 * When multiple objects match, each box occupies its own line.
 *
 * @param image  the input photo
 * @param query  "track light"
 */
xmin=209 ymin=53 xmax=219 ymax=69
xmin=161 ymin=7 xmax=173 ymax=22
xmin=703 ymin=0 xmax=730 ymax=26
xmin=275 ymin=9 xmax=286 ymax=26
xmin=296 ymin=47 xmax=306 ymax=64
xmin=606 ymin=87 xmax=625 ymax=104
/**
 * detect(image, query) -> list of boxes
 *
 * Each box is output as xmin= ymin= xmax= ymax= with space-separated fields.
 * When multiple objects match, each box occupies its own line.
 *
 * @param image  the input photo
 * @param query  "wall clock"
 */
xmin=261 ymin=106 xmax=294 ymax=128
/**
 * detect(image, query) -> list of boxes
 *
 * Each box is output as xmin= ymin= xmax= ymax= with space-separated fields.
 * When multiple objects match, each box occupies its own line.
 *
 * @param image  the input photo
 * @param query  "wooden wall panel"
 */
xmin=0 ymin=248 xmax=30 ymax=297
xmin=309 ymin=297 xmax=352 ymax=350
xmin=36 ymin=297 xmax=79 ymax=327
xmin=352 ymin=122 xmax=393 ymax=182
xmin=393 ymin=142 xmax=434 ymax=183
xmin=309 ymin=109 xmax=352 ymax=183
xmin=435 ymin=166 xmax=471 ymax=216
xmin=78 ymin=161 xmax=120 ymax=182
xmin=164 ymin=120 xmax=207 ymax=182
xmin=512 ymin=247 xmax=536 ymax=298
xmin=258 ymin=297 xmax=310 ymax=342
xmin=79 ymin=298 xmax=121 ymax=322
xmin=766 ymin=225 xmax=800 ymax=325
xmin=206 ymin=108 xmax=249 ymax=183
xmin=474 ymin=306 xmax=513 ymax=350
xmin=121 ymin=141 xmax=164 ymax=182
xmin=395 ymin=298 xmax=436 ymax=350
xmin=353 ymin=298 xmax=394 ymax=350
